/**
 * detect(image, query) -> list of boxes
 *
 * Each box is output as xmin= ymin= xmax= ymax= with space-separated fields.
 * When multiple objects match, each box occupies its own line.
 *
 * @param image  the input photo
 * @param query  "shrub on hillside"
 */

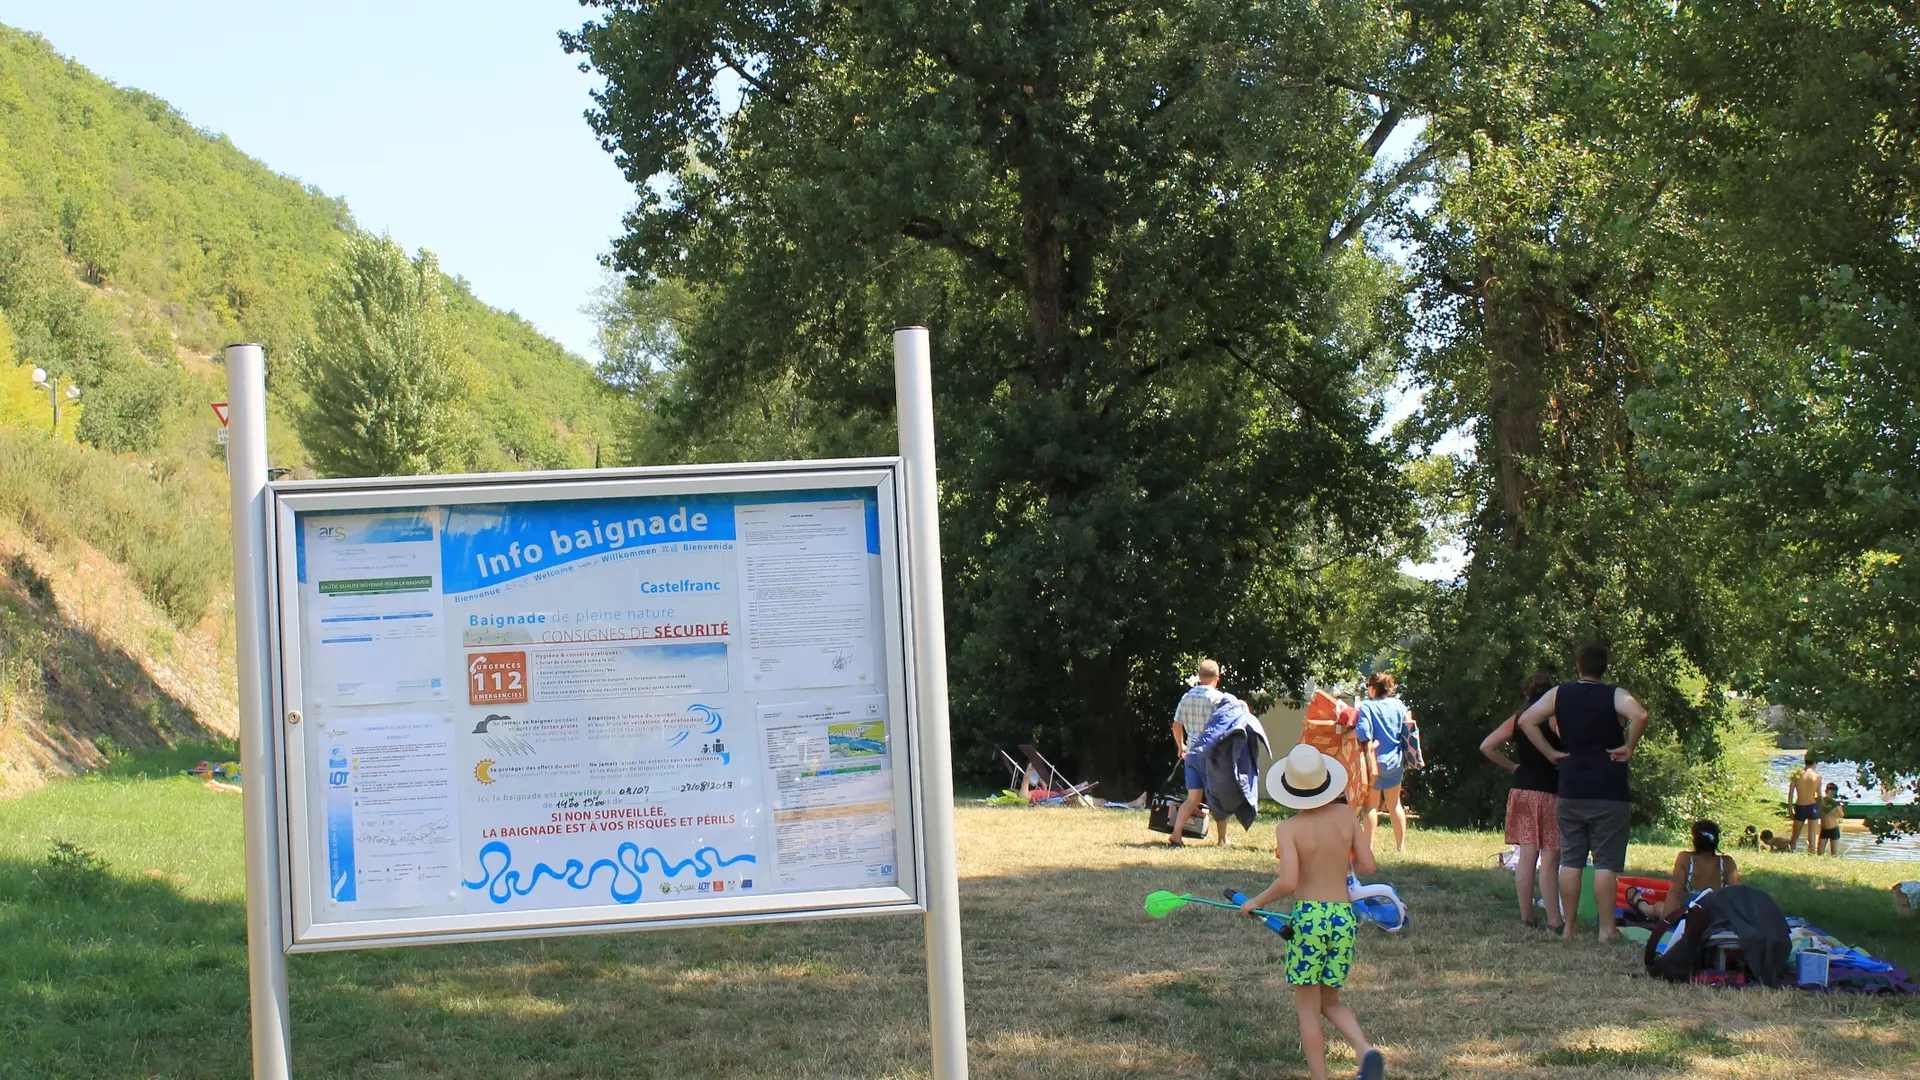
xmin=75 ymin=358 xmax=181 ymax=454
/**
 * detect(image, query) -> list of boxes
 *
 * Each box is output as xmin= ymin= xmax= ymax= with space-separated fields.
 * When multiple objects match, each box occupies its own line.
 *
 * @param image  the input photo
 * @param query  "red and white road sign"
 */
xmin=211 ymin=401 xmax=230 ymax=426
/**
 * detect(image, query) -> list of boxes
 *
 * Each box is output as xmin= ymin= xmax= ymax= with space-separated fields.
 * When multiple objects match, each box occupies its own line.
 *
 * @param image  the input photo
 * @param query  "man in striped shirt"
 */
xmin=1169 ymin=659 xmax=1229 ymax=845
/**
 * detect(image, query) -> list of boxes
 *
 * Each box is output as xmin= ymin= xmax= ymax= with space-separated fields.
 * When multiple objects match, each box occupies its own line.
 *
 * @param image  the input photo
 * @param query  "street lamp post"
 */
xmin=29 ymin=367 xmax=81 ymax=433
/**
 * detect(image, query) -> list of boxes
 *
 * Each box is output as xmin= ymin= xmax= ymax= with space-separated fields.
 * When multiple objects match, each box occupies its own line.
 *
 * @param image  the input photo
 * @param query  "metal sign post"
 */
xmin=893 ymin=326 xmax=970 ymax=1079
xmin=226 ymin=343 xmax=292 ymax=1080
xmin=226 ymin=331 xmax=967 ymax=1079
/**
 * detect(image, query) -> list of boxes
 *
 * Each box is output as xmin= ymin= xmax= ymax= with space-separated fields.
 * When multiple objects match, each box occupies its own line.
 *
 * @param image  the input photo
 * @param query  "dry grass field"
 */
xmin=3 ymin=770 xmax=1917 ymax=1079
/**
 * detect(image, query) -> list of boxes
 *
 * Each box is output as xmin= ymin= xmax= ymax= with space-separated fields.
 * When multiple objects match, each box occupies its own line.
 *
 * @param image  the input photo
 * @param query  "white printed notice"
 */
xmin=291 ymin=485 xmax=907 ymax=940
xmin=736 ymin=500 xmax=874 ymax=691
xmin=302 ymin=513 xmax=446 ymax=706
xmin=323 ymin=714 xmax=462 ymax=909
xmin=757 ymin=697 xmax=897 ymax=891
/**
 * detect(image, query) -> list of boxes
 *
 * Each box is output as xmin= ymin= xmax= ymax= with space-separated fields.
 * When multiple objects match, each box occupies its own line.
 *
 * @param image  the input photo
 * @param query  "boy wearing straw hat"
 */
xmin=1241 ymin=743 xmax=1386 ymax=1080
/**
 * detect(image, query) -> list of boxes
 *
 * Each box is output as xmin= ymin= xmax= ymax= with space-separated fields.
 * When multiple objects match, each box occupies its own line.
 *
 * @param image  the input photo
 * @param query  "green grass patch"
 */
xmin=2 ymin=776 xmax=1917 ymax=1079
xmin=1536 ymin=1022 xmax=1740 ymax=1069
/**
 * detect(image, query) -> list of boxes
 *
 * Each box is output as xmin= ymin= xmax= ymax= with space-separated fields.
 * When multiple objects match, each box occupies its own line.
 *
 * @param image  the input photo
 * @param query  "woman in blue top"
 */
xmin=1355 ymin=672 xmax=1412 ymax=853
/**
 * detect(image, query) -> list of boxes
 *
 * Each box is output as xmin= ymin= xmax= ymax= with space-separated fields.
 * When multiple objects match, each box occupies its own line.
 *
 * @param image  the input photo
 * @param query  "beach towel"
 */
xmin=1302 ymin=690 xmax=1367 ymax=806
xmin=1788 ymin=919 xmax=1919 ymax=994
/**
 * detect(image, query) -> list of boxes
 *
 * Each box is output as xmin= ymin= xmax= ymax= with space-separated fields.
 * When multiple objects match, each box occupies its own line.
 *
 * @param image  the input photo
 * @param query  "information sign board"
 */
xmin=267 ymin=461 xmax=923 ymax=951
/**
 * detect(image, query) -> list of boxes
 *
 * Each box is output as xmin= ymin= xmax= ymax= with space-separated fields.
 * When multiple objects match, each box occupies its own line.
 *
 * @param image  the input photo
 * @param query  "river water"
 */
xmin=1762 ymin=752 xmax=1918 ymax=864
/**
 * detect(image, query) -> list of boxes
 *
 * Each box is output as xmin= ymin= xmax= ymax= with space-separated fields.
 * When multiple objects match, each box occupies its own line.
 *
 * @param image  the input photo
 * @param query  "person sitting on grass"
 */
xmin=1627 ymin=819 xmax=1739 ymax=921
xmin=1816 ymin=783 xmax=1846 ymax=857
xmin=1241 ymin=744 xmax=1387 ymax=1080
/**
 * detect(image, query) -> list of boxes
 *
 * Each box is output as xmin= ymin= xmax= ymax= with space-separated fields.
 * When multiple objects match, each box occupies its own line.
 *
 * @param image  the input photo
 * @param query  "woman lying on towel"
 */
xmin=1629 ymin=819 xmax=1740 ymax=921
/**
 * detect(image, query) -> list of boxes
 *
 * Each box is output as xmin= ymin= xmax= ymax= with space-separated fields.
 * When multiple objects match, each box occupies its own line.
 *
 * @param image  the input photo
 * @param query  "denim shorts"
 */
xmin=1183 ymin=757 xmax=1207 ymax=791
xmin=1373 ymin=766 xmax=1404 ymax=791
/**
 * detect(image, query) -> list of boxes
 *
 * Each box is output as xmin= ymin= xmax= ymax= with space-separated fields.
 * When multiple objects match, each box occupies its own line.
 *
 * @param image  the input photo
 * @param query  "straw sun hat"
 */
xmin=1268 ymin=743 xmax=1348 ymax=810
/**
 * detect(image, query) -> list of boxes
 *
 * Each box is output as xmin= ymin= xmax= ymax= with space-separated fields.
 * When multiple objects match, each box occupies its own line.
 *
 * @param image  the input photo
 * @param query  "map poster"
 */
xmin=285 ymin=480 xmax=914 ymax=943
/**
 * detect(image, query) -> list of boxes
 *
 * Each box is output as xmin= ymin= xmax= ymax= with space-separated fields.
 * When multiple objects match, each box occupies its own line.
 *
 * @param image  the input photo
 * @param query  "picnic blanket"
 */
xmin=1788 ymin=919 xmax=1919 ymax=995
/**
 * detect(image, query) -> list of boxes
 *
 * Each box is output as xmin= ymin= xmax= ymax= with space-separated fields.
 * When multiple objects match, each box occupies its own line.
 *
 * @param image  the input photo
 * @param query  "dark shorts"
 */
xmin=1793 ymin=802 xmax=1821 ymax=821
xmin=1819 ymin=826 xmax=1841 ymax=841
xmin=1557 ymin=797 xmax=1631 ymax=872
xmin=1183 ymin=757 xmax=1207 ymax=791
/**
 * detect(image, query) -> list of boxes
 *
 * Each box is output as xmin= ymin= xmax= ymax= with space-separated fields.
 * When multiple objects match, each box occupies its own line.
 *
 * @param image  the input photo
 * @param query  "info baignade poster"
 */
xmin=281 ymin=481 xmax=915 ymax=944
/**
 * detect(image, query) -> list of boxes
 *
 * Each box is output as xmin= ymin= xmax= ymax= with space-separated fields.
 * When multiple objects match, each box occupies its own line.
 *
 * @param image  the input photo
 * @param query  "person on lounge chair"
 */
xmin=1627 ymin=820 xmax=1740 ymax=921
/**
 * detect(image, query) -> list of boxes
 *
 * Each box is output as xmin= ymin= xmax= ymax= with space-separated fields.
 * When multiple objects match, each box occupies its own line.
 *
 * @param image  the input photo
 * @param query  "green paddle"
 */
xmin=1144 ymin=889 xmax=1290 ymax=922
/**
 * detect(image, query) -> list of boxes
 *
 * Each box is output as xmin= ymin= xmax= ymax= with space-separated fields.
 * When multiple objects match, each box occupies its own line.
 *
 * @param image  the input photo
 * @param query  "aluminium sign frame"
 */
xmin=264 ymin=458 xmax=927 ymax=953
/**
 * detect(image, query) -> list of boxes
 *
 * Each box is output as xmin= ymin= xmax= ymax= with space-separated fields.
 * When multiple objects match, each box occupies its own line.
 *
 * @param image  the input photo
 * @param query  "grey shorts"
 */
xmin=1557 ymin=798 xmax=1631 ymax=872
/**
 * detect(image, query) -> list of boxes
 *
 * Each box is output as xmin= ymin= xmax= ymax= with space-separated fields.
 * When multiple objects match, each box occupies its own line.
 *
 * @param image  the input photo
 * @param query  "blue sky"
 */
xmin=2 ymin=0 xmax=634 ymax=360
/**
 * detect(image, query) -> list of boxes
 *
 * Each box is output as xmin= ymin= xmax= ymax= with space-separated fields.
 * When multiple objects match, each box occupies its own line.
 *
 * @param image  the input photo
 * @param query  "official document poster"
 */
xmin=294 ymin=488 xmax=904 ymax=925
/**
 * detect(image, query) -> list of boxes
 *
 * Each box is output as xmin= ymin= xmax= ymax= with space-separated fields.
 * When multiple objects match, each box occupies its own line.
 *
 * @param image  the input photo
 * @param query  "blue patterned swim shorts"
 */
xmin=1285 ymin=900 xmax=1358 ymax=988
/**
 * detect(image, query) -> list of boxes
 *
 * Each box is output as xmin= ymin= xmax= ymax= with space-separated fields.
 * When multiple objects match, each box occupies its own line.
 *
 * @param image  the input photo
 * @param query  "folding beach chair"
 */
xmin=993 ymin=746 xmax=1028 ymax=790
xmin=1018 ymin=744 xmax=1097 ymax=806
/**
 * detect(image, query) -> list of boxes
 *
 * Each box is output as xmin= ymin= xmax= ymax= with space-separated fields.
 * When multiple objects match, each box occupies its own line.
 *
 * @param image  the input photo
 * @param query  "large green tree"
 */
xmin=297 ymin=232 xmax=471 ymax=477
xmin=1386 ymin=0 xmax=1920 ymax=825
xmin=566 ymin=0 xmax=1428 ymax=788
xmin=1376 ymin=0 xmax=1774 ymax=826
xmin=1630 ymin=1 xmax=1920 ymax=797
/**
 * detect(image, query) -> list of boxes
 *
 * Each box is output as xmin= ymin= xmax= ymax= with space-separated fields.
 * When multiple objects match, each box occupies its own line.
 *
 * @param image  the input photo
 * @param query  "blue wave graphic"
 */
xmin=687 ymin=703 xmax=724 ymax=733
xmin=461 ymin=841 xmax=756 ymax=905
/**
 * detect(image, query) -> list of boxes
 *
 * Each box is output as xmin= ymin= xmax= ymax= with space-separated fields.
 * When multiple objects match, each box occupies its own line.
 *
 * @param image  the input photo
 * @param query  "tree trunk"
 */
xmin=1481 ymin=276 xmax=1548 ymax=545
xmin=1021 ymin=172 xmax=1067 ymax=385
xmin=1071 ymin=648 xmax=1140 ymax=797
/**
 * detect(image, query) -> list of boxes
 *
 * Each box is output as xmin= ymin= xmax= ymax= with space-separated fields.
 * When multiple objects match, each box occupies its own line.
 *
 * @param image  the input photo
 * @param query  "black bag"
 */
xmin=1645 ymin=907 xmax=1709 ymax=983
xmin=1643 ymin=886 xmax=1793 ymax=987
xmin=1146 ymin=762 xmax=1210 ymax=838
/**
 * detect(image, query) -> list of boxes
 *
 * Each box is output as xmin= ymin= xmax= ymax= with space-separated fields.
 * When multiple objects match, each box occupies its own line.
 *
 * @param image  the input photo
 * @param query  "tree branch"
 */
xmin=1361 ymin=101 xmax=1406 ymax=161
xmin=1322 ymin=143 xmax=1442 ymax=257
xmin=1214 ymin=337 xmax=1335 ymax=430
xmin=1323 ymin=74 xmax=1406 ymax=103
xmin=714 ymin=45 xmax=791 ymax=106
xmin=901 ymin=216 xmax=1021 ymax=283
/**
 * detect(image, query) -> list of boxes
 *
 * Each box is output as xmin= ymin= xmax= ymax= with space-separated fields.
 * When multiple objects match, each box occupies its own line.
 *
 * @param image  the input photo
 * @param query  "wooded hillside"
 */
xmin=0 ymin=24 xmax=622 ymax=792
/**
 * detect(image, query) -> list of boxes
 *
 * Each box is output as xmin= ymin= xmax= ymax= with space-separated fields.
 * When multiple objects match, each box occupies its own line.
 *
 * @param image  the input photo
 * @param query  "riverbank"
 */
xmin=3 ymin=754 xmax=1915 ymax=1078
